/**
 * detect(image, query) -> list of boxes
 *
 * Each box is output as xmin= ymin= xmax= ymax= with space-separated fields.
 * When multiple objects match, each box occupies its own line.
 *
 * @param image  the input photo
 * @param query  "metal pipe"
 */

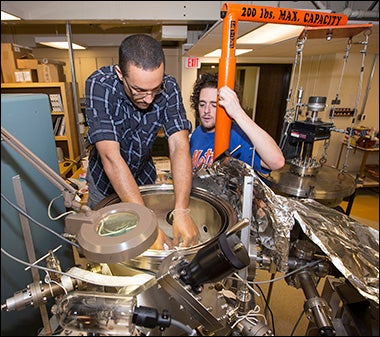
xmin=238 ymin=175 xmax=253 ymax=282
xmin=297 ymin=271 xmax=335 ymax=335
xmin=1 ymin=127 xmax=76 ymax=195
xmin=66 ymin=21 xmax=86 ymax=158
xmin=12 ymin=176 xmax=52 ymax=335
xmin=343 ymin=7 xmax=379 ymax=20
xmin=1 ymin=127 xmax=88 ymax=212
xmin=358 ymin=53 xmax=378 ymax=118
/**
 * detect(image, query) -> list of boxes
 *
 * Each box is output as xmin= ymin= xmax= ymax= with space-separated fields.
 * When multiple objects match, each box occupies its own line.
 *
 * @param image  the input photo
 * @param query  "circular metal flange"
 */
xmin=78 ymin=203 xmax=158 ymax=263
xmin=258 ymin=164 xmax=356 ymax=207
xmin=290 ymin=162 xmax=320 ymax=177
xmin=95 ymin=184 xmax=238 ymax=273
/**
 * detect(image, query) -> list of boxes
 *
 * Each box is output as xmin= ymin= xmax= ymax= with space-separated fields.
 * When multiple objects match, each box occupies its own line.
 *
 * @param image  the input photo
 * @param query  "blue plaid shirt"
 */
xmin=85 ymin=65 xmax=192 ymax=197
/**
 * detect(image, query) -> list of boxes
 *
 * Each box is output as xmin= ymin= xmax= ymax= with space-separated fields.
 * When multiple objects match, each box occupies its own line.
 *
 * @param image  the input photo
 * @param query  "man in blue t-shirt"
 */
xmin=190 ymin=73 xmax=285 ymax=173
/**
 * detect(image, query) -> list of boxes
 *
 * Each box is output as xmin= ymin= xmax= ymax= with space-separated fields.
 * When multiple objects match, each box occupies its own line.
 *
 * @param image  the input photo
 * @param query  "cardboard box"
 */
xmin=16 ymin=58 xmax=39 ymax=69
xmin=14 ymin=69 xmax=38 ymax=82
xmin=37 ymin=64 xmax=66 ymax=82
xmin=1 ymin=43 xmax=34 ymax=83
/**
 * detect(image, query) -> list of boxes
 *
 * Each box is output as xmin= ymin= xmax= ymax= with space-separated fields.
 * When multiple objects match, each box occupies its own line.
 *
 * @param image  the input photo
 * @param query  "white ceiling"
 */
xmin=1 ymin=1 xmax=379 ymax=58
xmin=184 ymin=20 xmax=379 ymax=59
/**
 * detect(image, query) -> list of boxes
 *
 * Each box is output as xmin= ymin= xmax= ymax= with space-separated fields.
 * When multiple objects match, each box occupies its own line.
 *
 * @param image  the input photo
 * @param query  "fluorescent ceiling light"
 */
xmin=204 ymin=49 xmax=253 ymax=57
xmin=237 ymin=23 xmax=304 ymax=44
xmin=1 ymin=11 xmax=21 ymax=21
xmin=35 ymin=37 xmax=86 ymax=50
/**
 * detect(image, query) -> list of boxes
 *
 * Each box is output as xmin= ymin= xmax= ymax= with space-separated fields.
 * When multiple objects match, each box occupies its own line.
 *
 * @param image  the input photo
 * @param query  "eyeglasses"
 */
xmin=123 ymin=76 xmax=165 ymax=99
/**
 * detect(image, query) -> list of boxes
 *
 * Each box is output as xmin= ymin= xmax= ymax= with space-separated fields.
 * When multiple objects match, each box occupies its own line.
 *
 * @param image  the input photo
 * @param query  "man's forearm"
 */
xmin=169 ymin=132 xmax=193 ymax=210
xmin=103 ymin=157 xmax=144 ymax=204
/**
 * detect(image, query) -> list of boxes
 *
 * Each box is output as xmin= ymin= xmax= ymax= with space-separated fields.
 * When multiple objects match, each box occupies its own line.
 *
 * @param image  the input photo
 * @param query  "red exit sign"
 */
xmin=185 ymin=57 xmax=200 ymax=69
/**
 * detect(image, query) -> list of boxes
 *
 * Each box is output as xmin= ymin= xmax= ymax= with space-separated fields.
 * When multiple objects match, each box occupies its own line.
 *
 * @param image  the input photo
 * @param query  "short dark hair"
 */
xmin=119 ymin=34 xmax=165 ymax=76
xmin=190 ymin=72 xmax=218 ymax=118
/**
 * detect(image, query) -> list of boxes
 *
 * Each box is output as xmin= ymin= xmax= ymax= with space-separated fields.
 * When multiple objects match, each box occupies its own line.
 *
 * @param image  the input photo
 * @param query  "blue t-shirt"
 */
xmin=190 ymin=123 xmax=269 ymax=173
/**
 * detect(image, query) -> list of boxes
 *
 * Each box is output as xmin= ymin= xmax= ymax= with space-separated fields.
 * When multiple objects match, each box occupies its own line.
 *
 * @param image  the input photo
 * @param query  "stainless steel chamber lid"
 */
xmin=77 ymin=202 xmax=158 ymax=263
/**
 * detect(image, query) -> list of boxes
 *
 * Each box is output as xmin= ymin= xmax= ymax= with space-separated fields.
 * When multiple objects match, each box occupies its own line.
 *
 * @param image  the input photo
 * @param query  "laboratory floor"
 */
xmin=340 ymin=187 xmax=379 ymax=228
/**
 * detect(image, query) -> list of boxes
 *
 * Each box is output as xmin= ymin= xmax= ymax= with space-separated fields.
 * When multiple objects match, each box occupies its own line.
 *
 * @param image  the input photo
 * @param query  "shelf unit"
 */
xmin=1 ymin=82 xmax=81 ymax=167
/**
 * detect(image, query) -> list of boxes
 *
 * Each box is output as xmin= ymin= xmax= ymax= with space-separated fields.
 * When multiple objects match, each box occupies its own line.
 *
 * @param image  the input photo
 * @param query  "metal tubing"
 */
xmin=1 ymin=127 xmax=76 ymax=195
xmin=359 ymin=53 xmax=378 ymax=117
xmin=1 ymin=127 xmax=77 ymax=194
xmin=66 ymin=21 xmax=86 ymax=158
xmin=1 ymin=127 xmax=90 ymax=212
xmin=12 ymin=176 xmax=52 ymax=335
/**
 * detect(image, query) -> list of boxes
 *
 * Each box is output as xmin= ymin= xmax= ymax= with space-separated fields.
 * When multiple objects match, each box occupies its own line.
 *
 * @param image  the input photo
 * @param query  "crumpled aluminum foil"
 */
xmin=293 ymin=198 xmax=379 ymax=304
xmin=192 ymin=156 xmax=379 ymax=304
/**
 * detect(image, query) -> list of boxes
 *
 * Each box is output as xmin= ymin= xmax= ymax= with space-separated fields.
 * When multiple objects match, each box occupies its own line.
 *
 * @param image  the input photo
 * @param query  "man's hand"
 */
xmin=149 ymin=228 xmax=174 ymax=250
xmin=218 ymin=86 xmax=242 ymax=120
xmin=172 ymin=209 xmax=200 ymax=247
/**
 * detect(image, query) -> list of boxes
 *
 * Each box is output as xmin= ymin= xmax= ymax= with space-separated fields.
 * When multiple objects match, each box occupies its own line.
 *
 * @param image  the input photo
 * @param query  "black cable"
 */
xmin=132 ymin=306 xmax=196 ymax=335
xmin=264 ymin=273 xmax=275 ymax=318
xmin=290 ymin=310 xmax=305 ymax=336
xmin=254 ymin=283 xmax=275 ymax=335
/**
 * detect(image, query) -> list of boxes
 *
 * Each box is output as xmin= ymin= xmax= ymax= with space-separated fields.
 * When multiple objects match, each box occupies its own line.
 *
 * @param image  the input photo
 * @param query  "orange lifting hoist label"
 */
xmin=214 ymin=3 xmax=348 ymax=159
